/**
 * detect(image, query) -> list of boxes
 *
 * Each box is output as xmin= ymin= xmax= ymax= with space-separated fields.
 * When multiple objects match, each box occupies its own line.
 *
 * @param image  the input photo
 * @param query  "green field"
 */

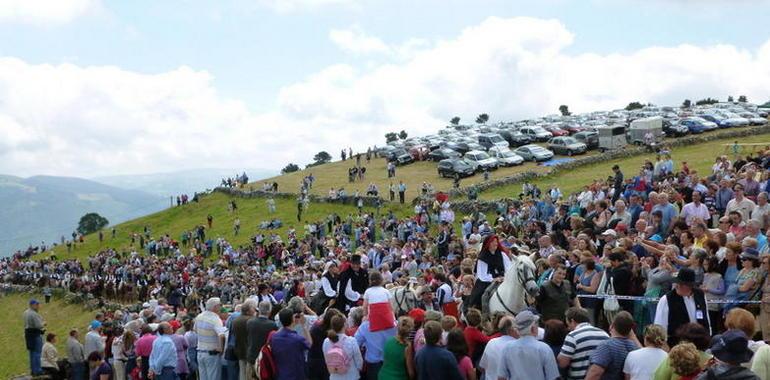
xmin=0 ymin=293 xmax=96 ymax=379
xmin=480 ymin=131 xmax=770 ymax=200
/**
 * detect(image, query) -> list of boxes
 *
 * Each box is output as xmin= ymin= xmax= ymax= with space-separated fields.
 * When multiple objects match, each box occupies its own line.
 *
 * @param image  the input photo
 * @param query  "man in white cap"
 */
xmin=496 ymin=310 xmax=559 ymax=380
xmin=195 ymin=297 xmax=228 ymax=380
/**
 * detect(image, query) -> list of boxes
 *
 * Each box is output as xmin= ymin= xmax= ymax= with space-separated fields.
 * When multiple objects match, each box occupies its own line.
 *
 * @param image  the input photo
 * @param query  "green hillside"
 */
xmin=0 ymin=292 xmax=96 ymax=379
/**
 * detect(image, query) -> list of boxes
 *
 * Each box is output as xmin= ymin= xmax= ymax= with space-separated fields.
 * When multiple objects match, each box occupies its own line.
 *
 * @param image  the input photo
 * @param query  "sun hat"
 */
xmin=514 ymin=310 xmax=539 ymax=331
xmin=710 ymin=329 xmax=754 ymax=364
xmin=673 ymin=268 xmax=697 ymax=286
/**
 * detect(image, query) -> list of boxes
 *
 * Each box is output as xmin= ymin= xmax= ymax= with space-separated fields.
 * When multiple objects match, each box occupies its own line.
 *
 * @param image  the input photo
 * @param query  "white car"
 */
xmin=739 ymin=112 xmax=767 ymax=126
xmin=519 ymin=126 xmax=552 ymax=141
xmin=491 ymin=149 xmax=525 ymax=166
xmin=464 ymin=150 xmax=499 ymax=171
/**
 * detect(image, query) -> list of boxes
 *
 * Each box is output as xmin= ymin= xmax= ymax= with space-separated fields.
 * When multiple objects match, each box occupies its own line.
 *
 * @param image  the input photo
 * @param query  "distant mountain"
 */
xmin=93 ymin=168 xmax=276 ymax=197
xmin=0 ymin=175 xmax=166 ymax=257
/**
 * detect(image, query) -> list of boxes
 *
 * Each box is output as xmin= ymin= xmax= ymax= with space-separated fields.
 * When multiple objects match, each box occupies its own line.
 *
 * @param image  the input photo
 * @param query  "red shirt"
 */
xmin=134 ymin=333 xmax=156 ymax=357
xmin=463 ymin=326 xmax=490 ymax=357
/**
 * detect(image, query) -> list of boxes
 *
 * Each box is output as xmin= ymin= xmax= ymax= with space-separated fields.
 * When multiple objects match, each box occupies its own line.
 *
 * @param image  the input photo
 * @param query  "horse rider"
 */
xmin=468 ymin=234 xmax=512 ymax=312
xmin=310 ymin=261 xmax=339 ymax=314
xmin=336 ymin=254 xmax=369 ymax=311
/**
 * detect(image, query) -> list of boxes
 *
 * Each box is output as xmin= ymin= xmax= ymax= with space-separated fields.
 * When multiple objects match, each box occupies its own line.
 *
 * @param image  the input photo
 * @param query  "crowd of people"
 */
xmin=8 ymin=146 xmax=770 ymax=380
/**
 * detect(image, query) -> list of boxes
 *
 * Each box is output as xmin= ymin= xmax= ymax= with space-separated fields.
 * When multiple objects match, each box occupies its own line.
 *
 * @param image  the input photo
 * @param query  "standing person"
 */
xmin=379 ymin=316 xmax=416 ymax=380
xmin=497 ymin=311 xmax=560 ymax=380
xmin=23 ymin=298 xmax=45 ymax=376
xmin=85 ymin=321 xmax=105 ymax=357
xmin=479 ymin=316 xmax=516 ymax=380
xmin=536 ymin=264 xmax=573 ymax=322
xmin=88 ymin=352 xmax=113 ymax=380
xmin=697 ymin=329 xmax=760 ymax=380
xmin=355 ymin=316 xmax=397 ymax=380
xmin=446 ymin=329 xmax=476 ymax=380
xmin=207 ymin=214 xmax=213 ymax=228
xmin=67 ymin=328 xmax=87 ymax=380
xmin=170 ymin=327 xmax=189 ymax=380
xmin=585 ymin=311 xmax=641 ymax=380
xmin=654 ymin=268 xmax=711 ymax=346
xmin=246 ymin=301 xmax=279 ymax=377
xmin=323 ymin=314 xmax=363 ymax=380
xmin=195 ymin=297 xmax=228 ymax=380
xmin=232 ymin=300 xmax=256 ymax=380
xmin=623 ymin=324 xmax=668 ymax=380
xmin=436 ymin=223 xmax=450 ymax=259
xmin=272 ymin=308 xmax=312 ymax=380
xmin=468 ymin=235 xmax=511 ymax=311
xmin=398 ymin=182 xmax=406 ymax=204
xmin=415 ymin=321 xmax=463 ymax=380
xmin=362 ymin=271 xmax=395 ymax=332
xmin=42 ymin=333 xmax=62 ymax=380
xmin=149 ymin=322 xmax=178 ymax=380
xmin=558 ymin=307 xmax=609 ymax=380
xmin=611 ymin=165 xmax=624 ymax=205
xmin=435 ymin=273 xmax=458 ymax=320
xmin=389 ymin=183 xmax=395 ymax=202
xmin=135 ymin=325 xmax=157 ymax=380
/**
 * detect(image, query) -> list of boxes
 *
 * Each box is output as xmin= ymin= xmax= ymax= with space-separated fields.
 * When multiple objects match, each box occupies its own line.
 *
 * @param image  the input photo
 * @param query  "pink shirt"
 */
xmin=135 ymin=334 xmax=156 ymax=357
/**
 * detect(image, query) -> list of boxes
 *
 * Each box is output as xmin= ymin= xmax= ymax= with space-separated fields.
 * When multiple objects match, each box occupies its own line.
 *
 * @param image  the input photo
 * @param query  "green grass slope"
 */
xmin=0 ymin=293 xmax=95 ymax=379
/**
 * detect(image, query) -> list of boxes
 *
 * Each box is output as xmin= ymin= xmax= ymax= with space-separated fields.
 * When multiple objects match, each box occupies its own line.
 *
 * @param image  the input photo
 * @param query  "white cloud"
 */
xmin=254 ymin=0 xmax=356 ymax=13
xmin=2 ymin=16 xmax=770 ymax=177
xmin=0 ymin=0 xmax=100 ymax=25
xmin=330 ymin=26 xmax=391 ymax=55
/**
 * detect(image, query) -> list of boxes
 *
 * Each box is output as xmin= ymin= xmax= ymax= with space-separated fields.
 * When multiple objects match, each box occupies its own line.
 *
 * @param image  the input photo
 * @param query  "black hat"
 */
xmin=350 ymin=254 xmax=362 ymax=264
xmin=710 ymin=330 xmax=753 ymax=364
xmin=673 ymin=268 xmax=696 ymax=286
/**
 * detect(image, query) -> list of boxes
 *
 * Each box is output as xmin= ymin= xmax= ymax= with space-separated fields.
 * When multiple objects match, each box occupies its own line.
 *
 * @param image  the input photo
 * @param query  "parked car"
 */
xmin=387 ymin=148 xmax=414 ymax=165
xmin=514 ymin=144 xmax=554 ymax=161
xmin=701 ymin=114 xmax=731 ymax=129
xmin=478 ymin=133 xmax=510 ymax=150
xmin=519 ymin=126 xmax=553 ymax=141
xmin=408 ymin=145 xmax=430 ymax=161
xmin=500 ymin=130 xmax=533 ymax=147
xmin=543 ymin=125 xmax=569 ymax=137
xmin=547 ymin=136 xmax=587 ymax=156
xmin=561 ymin=124 xmax=586 ymax=134
xmin=739 ymin=112 xmax=767 ymax=126
xmin=437 ymin=159 xmax=475 ymax=179
xmin=490 ymin=149 xmax=525 ymax=166
xmin=466 ymin=142 xmax=486 ymax=152
xmin=428 ymin=148 xmax=461 ymax=161
xmin=464 ymin=150 xmax=499 ymax=171
xmin=662 ymin=119 xmax=689 ymax=137
xmin=573 ymin=131 xmax=599 ymax=150
xmin=442 ymin=141 xmax=468 ymax=154
xmin=680 ymin=117 xmax=716 ymax=134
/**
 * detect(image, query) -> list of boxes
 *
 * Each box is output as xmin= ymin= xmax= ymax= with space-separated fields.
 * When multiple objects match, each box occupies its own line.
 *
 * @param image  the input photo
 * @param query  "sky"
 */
xmin=1 ymin=0 xmax=769 ymax=178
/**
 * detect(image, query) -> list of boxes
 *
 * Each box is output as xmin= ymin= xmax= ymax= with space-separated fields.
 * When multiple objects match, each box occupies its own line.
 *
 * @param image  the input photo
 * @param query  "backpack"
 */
xmin=256 ymin=332 xmax=277 ymax=380
xmin=324 ymin=337 xmax=351 ymax=374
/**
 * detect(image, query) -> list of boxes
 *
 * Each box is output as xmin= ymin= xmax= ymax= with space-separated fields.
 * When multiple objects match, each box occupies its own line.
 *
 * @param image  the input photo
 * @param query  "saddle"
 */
xmin=481 ymin=282 xmax=502 ymax=315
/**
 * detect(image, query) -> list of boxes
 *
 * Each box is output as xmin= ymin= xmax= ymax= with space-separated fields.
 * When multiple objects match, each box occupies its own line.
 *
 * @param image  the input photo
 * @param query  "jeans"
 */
xmin=157 ymin=367 xmax=179 ymax=380
xmin=26 ymin=333 xmax=43 ymax=375
xmin=197 ymin=352 xmax=221 ymax=380
xmin=365 ymin=361 xmax=383 ymax=380
xmin=226 ymin=360 xmax=239 ymax=380
xmin=70 ymin=361 xmax=86 ymax=380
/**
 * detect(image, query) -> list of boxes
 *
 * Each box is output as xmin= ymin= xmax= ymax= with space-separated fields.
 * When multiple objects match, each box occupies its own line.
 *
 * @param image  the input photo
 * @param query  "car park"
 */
xmin=437 ymin=159 xmax=475 ymax=179
xmin=547 ymin=136 xmax=587 ymax=156
xmin=428 ymin=148 xmax=461 ymax=161
xmin=490 ymin=149 xmax=525 ymax=166
xmin=500 ymin=130 xmax=532 ymax=147
xmin=478 ymin=133 xmax=510 ymax=150
xmin=519 ymin=126 xmax=553 ymax=141
xmin=464 ymin=150 xmax=499 ymax=171
xmin=573 ymin=131 xmax=599 ymax=150
xmin=514 ymin=144 xmax=554 ymax=161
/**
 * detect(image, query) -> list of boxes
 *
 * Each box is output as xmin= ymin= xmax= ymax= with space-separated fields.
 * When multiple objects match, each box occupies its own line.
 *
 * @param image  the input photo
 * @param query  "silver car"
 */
xmin=514 ymin=144 xmax=554 ymax=161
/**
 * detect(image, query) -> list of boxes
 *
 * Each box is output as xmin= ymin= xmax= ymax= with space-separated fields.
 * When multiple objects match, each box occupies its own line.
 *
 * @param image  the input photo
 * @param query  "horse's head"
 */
xmin=516 ymin=255 xmax=540 ymax=299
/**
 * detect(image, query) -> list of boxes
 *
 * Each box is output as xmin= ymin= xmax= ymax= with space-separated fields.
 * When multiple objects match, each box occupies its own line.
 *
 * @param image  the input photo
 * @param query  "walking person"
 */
xmin=23 ymin=298 xmax=45 ymax=376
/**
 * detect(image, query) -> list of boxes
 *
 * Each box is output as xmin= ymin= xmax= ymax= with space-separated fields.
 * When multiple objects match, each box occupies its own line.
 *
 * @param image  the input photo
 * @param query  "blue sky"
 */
xmin=0 ymin=0 xmax=769 ymax=177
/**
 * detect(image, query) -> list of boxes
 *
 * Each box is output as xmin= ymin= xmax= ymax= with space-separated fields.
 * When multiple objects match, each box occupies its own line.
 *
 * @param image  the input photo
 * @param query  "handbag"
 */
xmin=603 ymin=277 xmax=620 ymax=312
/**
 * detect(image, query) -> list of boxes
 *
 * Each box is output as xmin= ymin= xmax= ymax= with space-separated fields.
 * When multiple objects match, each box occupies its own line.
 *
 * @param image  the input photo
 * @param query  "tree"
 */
xmin=558 ymin=105 xmax=571 ymax=116
xmin=77 ymin=213 xmax=109 ymax=235
xmin=695 ymin=97 xmax=719 ymax=106
xmin=281 ymin=163 xmax=300 ymax=174
xmin=385 ymin=132 xmax=398 ymax=143
xmin=738 ymin=95 xmax=748 ymax=103
xmin=398 ymin=130 xmax=408 ymax=140
xmin=450 ymin=116 xmax=460 ymax=125
xmin=312 ymin=151 xmax=332 ymax=165
xmin=625 ymin=102 xmax=644 ymax=111
xmin=728 ymin=95 xmax=734 ymax=102
xmin=682 ymin=99 xmax=691 ymax=108
xmin=475 ymin=113 xmax=489 ymax=124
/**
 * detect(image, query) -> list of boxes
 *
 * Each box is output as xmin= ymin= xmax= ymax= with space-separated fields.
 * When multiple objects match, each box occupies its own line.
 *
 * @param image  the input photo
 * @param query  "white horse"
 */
xmin=389 ymin=281 xmax=418 ymax=316
xmin=488 ymin=254 xmax=540 ymax=315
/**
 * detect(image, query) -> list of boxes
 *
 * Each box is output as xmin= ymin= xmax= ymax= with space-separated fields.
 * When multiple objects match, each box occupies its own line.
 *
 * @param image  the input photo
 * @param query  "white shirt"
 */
xmin=653 ymin=291 xmax=711 ymax=335
xmin=623 ymin=347 xmax=668 ymax=380
xmin=479 ymin=335 xmax=516 ymax=380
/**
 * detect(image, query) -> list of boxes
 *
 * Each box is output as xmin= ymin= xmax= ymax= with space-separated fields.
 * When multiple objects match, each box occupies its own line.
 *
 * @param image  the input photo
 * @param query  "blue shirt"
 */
xmin=589 ymin=337 xmax=639 ymax=380
xmin=149 ymin=334 xmax=177 ymax=374
xmin=498 ymin=335 xmax=560 ymax=380
xmin=415 ymin=345 xmax=463 ymax=380
xmin=652 ymin=203 xmax=677 ymax=234
xmin=271 ymin=328 xmax=310 ymax=380
xmin=354 ymin=321 xmax=396 ymax=363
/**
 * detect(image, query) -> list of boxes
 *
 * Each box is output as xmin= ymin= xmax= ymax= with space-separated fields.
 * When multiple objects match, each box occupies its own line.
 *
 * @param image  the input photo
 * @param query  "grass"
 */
xmin=47 ymin=192 xmax=411 ymax=261
xmin=480 ymin=129 xmax=770 ymax=200
xmin=0 ymin=292 xmax=95 ymax=379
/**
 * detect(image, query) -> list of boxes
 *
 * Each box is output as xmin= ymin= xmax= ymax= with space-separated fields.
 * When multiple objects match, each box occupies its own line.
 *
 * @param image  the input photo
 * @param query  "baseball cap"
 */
xmin=90 ymin=321 xmax=102 ymax=330
xmin=408 ymin=308 xmax=425 ymax=323
xmin=514 ymin=310 xmax=539 ymax=331
xmin=29 ymin=299 xmax=39 ymax=305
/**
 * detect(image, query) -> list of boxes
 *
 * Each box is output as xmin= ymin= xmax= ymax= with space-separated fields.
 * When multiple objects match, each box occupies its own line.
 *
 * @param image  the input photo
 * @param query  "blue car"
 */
xmin=701 ymin=114 xmax=731 ymax=129
xmin=680 ymin=117 xmax=717 ymax=134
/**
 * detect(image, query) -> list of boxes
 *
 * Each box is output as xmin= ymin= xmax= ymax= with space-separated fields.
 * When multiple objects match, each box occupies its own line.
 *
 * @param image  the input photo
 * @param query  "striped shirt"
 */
xmin=559 ymin=323 xmax=609 ymax=380
xmin=194 ymin=311 xmax=227 ymax=351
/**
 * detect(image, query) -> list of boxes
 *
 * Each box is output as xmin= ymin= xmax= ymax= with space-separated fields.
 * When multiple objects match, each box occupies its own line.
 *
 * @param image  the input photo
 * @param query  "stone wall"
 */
xmin=213 ymin=186 xmax=386 ymax=207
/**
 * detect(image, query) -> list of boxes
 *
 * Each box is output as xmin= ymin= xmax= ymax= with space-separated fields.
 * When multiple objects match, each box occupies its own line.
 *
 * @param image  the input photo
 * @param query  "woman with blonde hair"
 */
xmin=667 ymin=343 xmax=702 ymax=380
xmin=624 ymin=324 xmax=668 ymax=380
xmin=379 ymin=316 xmax=416 ymax=380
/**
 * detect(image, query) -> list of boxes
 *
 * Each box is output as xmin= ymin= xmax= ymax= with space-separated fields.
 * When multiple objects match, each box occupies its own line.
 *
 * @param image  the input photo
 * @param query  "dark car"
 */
xmin=573 ymin=131 xmax=599 ymax=150
xmin=662 ymin=119 xmax=689 ymax=137
xmin=547 ymin=136 xmax=587 ymax=156
xmin=428 ymin=148 xmax=461 ymax=161
xmin=437 ymin=159 xmax=475 ymax=179
xmin=387 ymin=148 xmax=414 ymax=165
xmin=500 ymin=130 xmax=532 ymax=147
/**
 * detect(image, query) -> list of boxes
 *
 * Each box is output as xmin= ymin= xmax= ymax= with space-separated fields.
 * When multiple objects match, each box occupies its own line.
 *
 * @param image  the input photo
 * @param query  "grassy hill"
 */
xmin=0 ymin=292 xmax=96 ymax=379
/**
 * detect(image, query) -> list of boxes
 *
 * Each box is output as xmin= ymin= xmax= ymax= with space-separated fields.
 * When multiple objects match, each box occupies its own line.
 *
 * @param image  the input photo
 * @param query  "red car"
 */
xmin=409 ymin=145 xmax=431 ymax=161
xmin=561 ymin=124 xmax=585 ymax=134
xmin=543 ymin=125 xmax=569 ymax=136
